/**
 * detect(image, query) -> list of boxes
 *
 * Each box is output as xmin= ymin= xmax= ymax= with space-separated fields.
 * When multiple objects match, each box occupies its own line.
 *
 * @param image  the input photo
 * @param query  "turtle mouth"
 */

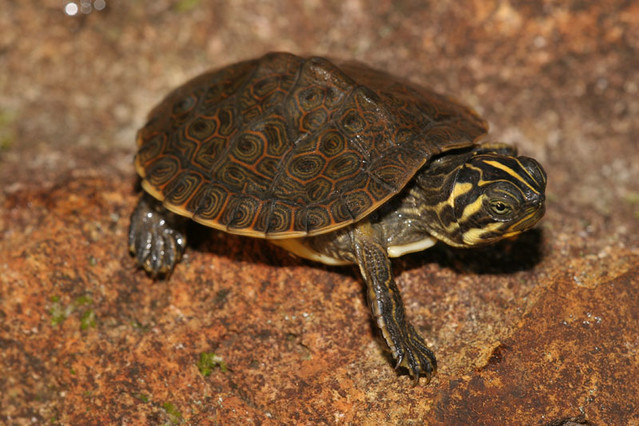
xmin=507 ymin=202 xmax=546 ymax=235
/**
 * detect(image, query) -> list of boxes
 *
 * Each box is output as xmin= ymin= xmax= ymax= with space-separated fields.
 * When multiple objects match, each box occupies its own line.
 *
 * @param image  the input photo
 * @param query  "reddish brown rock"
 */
xmin=1 ymin=0 xmax=637 ymax=423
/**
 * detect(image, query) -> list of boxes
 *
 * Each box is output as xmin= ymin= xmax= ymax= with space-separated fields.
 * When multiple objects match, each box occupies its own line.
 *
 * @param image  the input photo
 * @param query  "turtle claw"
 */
xmin=129 ymin=194 xmax=188 ymax=278
xmin=394 ymin=354 xmax=405 ymax=370
xmin=392 ymin=325 xmax=437 ymax=383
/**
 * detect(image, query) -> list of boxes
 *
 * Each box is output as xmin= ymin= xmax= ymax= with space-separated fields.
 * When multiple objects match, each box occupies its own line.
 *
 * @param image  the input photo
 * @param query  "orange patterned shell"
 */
xmin=135 ymin=52 xmax=488 ymax=238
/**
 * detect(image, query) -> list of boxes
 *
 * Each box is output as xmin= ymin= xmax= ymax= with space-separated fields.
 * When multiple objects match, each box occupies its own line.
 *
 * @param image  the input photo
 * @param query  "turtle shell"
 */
xmin=135 ymin=52 xmax=488 ymax=238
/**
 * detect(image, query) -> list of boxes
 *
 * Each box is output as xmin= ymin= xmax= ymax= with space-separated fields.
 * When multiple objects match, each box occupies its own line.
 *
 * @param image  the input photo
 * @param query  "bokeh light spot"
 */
xmin=64 ymin=2 xmax=79 ymax=16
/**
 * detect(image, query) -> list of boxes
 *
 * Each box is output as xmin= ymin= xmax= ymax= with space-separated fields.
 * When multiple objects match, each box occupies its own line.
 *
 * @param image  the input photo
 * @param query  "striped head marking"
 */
xmin=449 ymin=153 xmax=546 ymax=246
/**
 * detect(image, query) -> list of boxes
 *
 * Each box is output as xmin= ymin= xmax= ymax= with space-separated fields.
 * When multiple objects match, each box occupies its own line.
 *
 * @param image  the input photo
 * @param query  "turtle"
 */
xmin=129 ymin=52 xmax=546 ymax=382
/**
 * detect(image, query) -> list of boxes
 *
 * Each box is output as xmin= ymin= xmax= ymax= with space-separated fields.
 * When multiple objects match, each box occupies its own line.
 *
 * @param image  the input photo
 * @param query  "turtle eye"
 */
xmin=490 ymin=200 xmax=512 ymax=215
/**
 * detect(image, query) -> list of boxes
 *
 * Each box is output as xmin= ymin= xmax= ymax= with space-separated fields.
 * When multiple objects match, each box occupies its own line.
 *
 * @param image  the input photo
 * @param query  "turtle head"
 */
xmin=444 ymin=153 xmax=546 ymax=247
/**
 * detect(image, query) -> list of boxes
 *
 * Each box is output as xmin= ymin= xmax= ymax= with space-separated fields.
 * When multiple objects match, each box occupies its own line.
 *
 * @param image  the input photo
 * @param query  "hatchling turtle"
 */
xmin=129 ymin=52 xmax=546 ymax=381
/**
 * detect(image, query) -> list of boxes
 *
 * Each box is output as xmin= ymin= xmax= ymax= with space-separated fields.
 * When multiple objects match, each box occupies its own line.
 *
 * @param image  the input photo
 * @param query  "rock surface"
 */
xmin=1 ymin=0 xmax=637 ymax=423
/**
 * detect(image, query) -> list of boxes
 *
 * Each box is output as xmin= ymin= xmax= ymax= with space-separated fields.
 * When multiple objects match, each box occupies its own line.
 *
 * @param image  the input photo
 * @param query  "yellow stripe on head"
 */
xmin=482 ymin=160 xmax=539 ymax=194
xmin=462 ymin=222 xmax=505 ymax=245
xmin=460 ymin=196 xmax=483 ymax=220
xmin=448 ymin=181 xmax=474 ymax=206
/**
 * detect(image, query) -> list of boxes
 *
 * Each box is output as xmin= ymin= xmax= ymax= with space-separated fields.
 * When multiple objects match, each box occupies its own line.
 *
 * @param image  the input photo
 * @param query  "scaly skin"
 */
xmin=351 ymin=223 xmax=437 ymax=381
xmin=129 ymin=194 xmax=188 ymax=278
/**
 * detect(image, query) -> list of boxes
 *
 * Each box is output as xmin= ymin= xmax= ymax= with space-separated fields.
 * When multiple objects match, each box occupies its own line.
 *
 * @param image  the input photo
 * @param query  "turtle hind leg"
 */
xmin=352 ymin=226 xmax=437 ymax=382
xmin=129 ymin=193 xmax=188 ymax=278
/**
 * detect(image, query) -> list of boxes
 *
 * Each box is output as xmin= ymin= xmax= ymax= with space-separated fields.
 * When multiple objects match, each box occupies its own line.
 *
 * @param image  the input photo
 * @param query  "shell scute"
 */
xmin=189 ymin=183 xmax=230 ymax=222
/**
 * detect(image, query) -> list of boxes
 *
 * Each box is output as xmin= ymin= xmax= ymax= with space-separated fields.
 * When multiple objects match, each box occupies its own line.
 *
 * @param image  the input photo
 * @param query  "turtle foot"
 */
xmin=129 ymin=194 xmax=188 ymax=278
xmin=392 ymin=324 xmax=437 ymax=384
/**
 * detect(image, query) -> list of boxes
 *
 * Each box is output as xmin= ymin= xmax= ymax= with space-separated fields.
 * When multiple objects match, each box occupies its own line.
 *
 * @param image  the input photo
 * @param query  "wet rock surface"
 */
xmin=1 ymin=1 xmax=637 ymax=423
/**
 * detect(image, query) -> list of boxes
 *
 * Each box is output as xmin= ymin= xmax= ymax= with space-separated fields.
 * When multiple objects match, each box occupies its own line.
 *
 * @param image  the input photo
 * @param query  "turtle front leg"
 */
xmin=129 ymin=193 xmax=188 ymax=278
xmin=352 ymin=227 xmax=437 ymax=382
